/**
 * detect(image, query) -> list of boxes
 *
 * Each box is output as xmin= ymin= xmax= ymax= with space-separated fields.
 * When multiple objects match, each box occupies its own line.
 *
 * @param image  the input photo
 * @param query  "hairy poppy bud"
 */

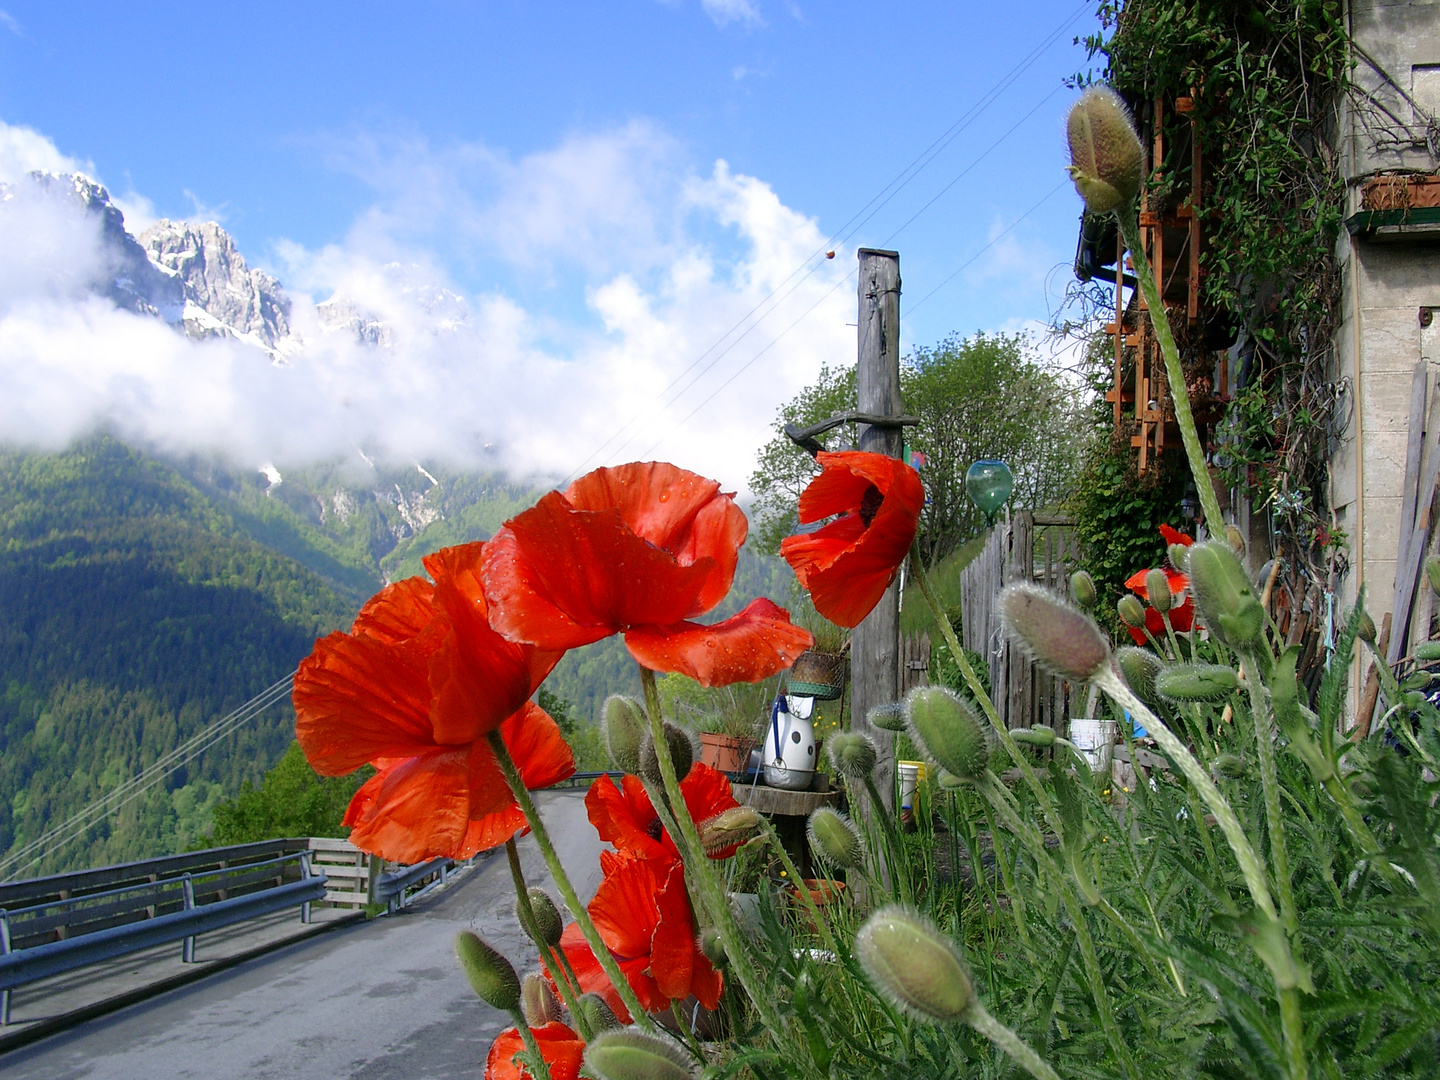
xmin=1427 ymin=555 xmax=1440 ymax=597
xmin=521 ymin=972 xmax=562 ymax=1027
xmin=1225 ymin=524 xmax=1246 ymax=556
xmin=585 ymin=1029 xmax=696 ymax=1080
xmin=1001 ymin=583 xmax=1111 ymax=682
xmin=1211 ymin=752 xmax=1248 ymax=780
xmin=1070 ymin=569 xmax=1097 ymax=608
xmin=906 ymin=686 xmax=988 ymax=781
xmin=1117 ymin=594 xmax=1147 ymax=629
xmin=827 ymin=731 xmax=878 ymax=778
xmin=1116 ymin=646 xmax=1164 ymax=705
xmin=455 ymin=931 xmax=520 ymax=1012
xmin=519 ymin=887 xmax=563 ymax=949
xmin=1168 ymin=543 xmax=1190 ymax=573
xmin=936 ymin=769 xmax=967 ymax=790
xmin=1187 ymin=542 xmax=1265 ymax=647
xmin=1146 ymin=569 xmax=1172 ymax=615
xmin=699 ymin=926 xmax=727 ymax=968
xmin=1066 ymin=86 xmax=1142 ymax=213
xmin=1156 ymin=663 xmax=1239 ymax=702
xmin=698 ymin=806 xmax=763 ymax=854
xmin=639 ymin=722 xmax=695 ymax=784
xmin=1010 ymin=724 xmax=1056 ymax=747
xmin=575 ymin=992 xmax=620 ymax=1033
xmin=603 ymin=695 xmax=647 ymax=774
xmin=1416 ymin=641 xmax=1440 ymax=662
xmin=867 ymin=702 xmax=908 ymax=732
xmin=808 ymin=807 xmax=863 ymax=868
xmin=855 ymin=906 xmax=973 ymax=1022
xmin=1356 ymin=610 xmax=1377 ymax=645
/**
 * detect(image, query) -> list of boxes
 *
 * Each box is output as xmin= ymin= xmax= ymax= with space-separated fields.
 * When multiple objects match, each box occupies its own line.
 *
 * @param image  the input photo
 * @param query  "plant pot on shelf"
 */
xmin=787 ymin=650 xmax=847 ymax=700
xmin=699 ymin=732 xmax=754 ymax=775
xmin=786 ymin=878 xmax=848 ymax=934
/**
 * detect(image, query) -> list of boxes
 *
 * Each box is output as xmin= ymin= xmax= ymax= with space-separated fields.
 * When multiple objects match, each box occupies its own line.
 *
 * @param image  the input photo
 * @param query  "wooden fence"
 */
xmin=958 ymin=511 xmax=1083 ymax=731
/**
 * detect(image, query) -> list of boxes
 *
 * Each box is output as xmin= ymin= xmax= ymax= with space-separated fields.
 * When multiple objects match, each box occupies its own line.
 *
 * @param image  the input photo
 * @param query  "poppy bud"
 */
xmin=1009 ymin=724 xmax=1056 ymax=747
xmin=867 ymin=702 xmax=908 ymax=732
xmin=699 ymin=926 xmax=727 ymax=968
xmin=519 ymin=887 xmax=563 ymax=949
xmin=1211 ymin=752 xmax=1248 ymax=780
xmin=1187 ymin=542 xmax=1265 ymax=647
xmin=1117 ymin=594 xmax=1147 ymax=628
xmin=1416 ymin=641 xmax=1440 ymax=662
xmin=1356 ymin=610 xmax=1377 ymax=645
xmin=1146 ymin=569 xmax=1172 ymax=615
xmin=905 ymin=686 xmax=988 ymax=781
xmin=1116 ymin=646 xmax=1164 ymax=705
xmin=936 ymin=769 xmax=966 ymax=790
xmin=855 ymin=906 xmax=973 ymax=1022
xmin=1168 ymin=543 xmax=1190 ymax=573
xmin=521 ymin=972 xmax=562 ymax=1027
xmin=827 ymin=731 xmax=878 ymax=778
xmin=603 ymin=695 xmax=647 ymax=774
xmin=698 ymin=806 xmax=763 ymax=854
xmin=1225 ymin=524 xmax=1246 ymax=556
xmin=639 ymin=722 xmax=695 ymax=784
xmin=575 ymin=992 xmax=621 ymax=1033
xmin=1156 ymin=663 xmax=1239 ymax=702
xmin=1000 ymin=584 xmax=1111 ymax=683
xmin=807 ymin=807 xmax=863 ymax=868
xmin=1427 ymin=556 xmax=1440 ymax=597
xmin=1070 ymin=570 xmax=1097 ymax=609
xmin=455 ymin=931 xmax=520 ymax=1012
xmin=584 ymin=1029 xmax=696 ymax=1080
xmin=1065 ymin=86 xmax=1142 ymax=214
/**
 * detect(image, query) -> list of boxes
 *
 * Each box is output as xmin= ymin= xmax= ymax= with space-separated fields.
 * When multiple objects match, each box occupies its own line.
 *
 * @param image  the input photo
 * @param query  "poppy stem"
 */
xmin=637 ymin=666 xmax=787 ymax=1035
xmin=761 ymin=824 xmax=843 ymax=958
xmin=506 ymin=1007 xmax=554 ymax=1080
xmin=505 ymin=838 xmax=590 ymax=1040
xmin=962 ymin=1001 xmax=1061 ymax=1080
xmin=485 ymin=730 xmax=657 ymax=1032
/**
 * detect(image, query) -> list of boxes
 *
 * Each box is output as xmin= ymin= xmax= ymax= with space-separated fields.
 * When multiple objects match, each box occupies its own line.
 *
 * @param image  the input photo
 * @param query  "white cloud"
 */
xmin=0 ymin=10 xmax=20 ymax=36
xmin=0 ymin=119 xmax=91 ymax=183
xmin=0 ymin=122 xmax=854 ymax=495
xmin=701 ymin=0 xmax=763 ymax=28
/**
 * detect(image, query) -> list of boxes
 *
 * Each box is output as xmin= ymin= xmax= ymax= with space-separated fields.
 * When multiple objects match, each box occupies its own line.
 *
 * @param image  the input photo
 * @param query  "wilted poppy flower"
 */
xmin=294 ymin=543 xmax=570 ymax=863
xmin=1123 ymin=525 xmax=1196 ymax=646
xmin=585 ymin=763 xmax=742 ymax=863
xmin=551 ymin=852 xmax=722 ymax=1020
xmin=482 ymin=462 xmax=812 ymax=686
xmin=486 ymin=1021 xmax=585 ymax=1080
xmin=780 ymin=451 xmax=925 ymax=628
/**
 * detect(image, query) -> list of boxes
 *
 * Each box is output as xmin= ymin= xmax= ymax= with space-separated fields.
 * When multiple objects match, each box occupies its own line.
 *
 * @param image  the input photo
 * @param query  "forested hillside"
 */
xmin=0 ymin=438 xmax=797 ymax=875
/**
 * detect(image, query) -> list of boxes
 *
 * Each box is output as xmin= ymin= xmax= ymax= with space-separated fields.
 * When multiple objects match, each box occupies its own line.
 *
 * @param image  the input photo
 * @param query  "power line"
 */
xmin=559 ymin=0 xmax=1091 ymax=483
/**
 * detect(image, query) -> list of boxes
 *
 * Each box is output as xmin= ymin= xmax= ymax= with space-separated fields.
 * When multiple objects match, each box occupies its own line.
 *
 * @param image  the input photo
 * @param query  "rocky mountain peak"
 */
xmin=139 ymin=220 xmax=292 ymax=350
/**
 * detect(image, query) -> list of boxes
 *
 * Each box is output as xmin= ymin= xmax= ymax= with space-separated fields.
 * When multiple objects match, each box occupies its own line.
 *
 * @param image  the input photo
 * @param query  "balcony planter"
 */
xmin=787 ymin=650 xmax=847 ymax=700
xmin=698 ymin=732 xmax=753 ymax=775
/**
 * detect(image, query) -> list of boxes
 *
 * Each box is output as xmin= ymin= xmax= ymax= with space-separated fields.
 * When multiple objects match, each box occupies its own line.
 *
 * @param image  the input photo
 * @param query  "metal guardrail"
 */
xmin=0 ymin=852 xmax=324 ymax=1024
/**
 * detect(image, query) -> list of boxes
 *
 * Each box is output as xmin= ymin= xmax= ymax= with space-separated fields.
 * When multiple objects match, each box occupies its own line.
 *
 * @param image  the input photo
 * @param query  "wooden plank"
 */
xmin=307 ymin=837 xmax=363 ymax=853
xmin=1390 ymin=362 xmax=1431 ymax=663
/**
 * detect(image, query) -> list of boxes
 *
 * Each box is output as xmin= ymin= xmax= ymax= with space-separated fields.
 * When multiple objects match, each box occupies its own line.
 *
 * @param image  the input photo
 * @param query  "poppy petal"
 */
xmin=480 ymin=525 xmax=613 ymax=651
xmin=295 ymin=632 xmax=439 ymax=775
xmin=588 ymin=853 xmax=663 ymax=960
xmin=1159 ymin=524 xmax=1194 ymax=547
xmin=351 ymin=577 xmax=435 ymax=643
xmin=342 ymin=747 xmax=473 ymax=863
xmin=486 ymin=1022 xmax=585 ymax=1080
xmin=681 ymin=764 xmax=743 ymax=858
xmin=505 ymin=702 xmax=577 ymax=791
xmin=585 ymin=775 xmax=670 ymax=862
xmin=650 ymin=860 xmax=697 ymax=1002
xmin=552 ymin=923 xmax=633 ymax=1024
xmin=562 ymin=462 xmax=721 ymax=553
xmin=623 ymin=599 xmax=814 ymax=687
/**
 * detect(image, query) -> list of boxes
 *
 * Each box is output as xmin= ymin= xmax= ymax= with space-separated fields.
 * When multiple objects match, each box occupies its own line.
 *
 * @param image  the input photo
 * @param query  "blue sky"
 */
xmin=0 ymin=0 xmax=1102 ymax=488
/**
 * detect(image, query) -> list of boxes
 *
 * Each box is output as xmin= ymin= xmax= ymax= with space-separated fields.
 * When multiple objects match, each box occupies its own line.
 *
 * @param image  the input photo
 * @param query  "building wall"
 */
xmin=1333 ymin=1 xmax=1440 ymax=661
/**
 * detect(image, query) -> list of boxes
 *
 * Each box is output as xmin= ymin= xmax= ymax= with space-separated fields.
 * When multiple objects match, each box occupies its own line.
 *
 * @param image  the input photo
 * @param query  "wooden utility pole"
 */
xmin=852 ymin=248 xmax=902 ymax=814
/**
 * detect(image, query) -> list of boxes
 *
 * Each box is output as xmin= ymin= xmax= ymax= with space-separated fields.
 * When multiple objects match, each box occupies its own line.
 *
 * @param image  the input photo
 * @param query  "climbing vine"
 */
xmin=1072 ymin=0 xmax=1350 ymax=588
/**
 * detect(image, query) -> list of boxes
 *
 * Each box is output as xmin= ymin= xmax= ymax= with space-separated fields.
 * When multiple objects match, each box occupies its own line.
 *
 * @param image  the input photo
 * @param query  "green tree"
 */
xmin=208 ymin=742 xmax=372 ymax=845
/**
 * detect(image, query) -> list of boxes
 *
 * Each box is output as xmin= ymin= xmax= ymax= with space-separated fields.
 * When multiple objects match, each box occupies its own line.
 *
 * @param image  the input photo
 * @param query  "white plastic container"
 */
xmin=764 ymin=699 xmax=816 ymax=790
xmin=1068 ymin=718 xmax=1120 ymax=775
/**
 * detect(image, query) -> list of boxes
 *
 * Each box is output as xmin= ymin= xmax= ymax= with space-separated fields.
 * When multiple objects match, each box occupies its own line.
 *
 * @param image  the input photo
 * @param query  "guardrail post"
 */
xmin=181 ymin=875 xmax=196 ymax=963
xmin=298 ymin=853 xmax=312 ymax=924
xmin=1 ymin=909 xmax=11 ymax=1024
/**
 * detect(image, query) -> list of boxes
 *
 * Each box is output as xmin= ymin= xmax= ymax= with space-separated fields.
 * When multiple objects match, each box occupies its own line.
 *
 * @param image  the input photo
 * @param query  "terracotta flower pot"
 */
xmin=699 ymin=732 xmax=753 ymax=775
xmin=786 ymin=878 xmax=848 ymax=934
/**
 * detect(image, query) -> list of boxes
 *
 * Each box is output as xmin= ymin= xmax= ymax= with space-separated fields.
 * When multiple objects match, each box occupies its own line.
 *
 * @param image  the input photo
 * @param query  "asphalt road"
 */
xmin=3 ymin=790 xmax=603 ymax=1080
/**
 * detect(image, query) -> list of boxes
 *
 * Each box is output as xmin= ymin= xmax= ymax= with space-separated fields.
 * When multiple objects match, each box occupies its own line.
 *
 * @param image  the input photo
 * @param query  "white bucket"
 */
xmin=897 ymin=761 xmax=927 ymax=811
xmin=1068 ymin=718 xmax=1120 ymax=775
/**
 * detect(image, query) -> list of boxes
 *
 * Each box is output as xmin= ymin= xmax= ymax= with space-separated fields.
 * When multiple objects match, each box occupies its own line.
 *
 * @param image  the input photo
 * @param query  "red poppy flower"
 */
xmin=550 ymin=852 xmax=722 ymax=1020
xmin=486 ymin=1021 xmax=585 ymax=1080
xmin=1122 ymin=525 xmax=1196 ymax=645
xmin=780 ymin=451 xmax=925 ymax=628
xmin=294 ymin=543 xmax=571 ymax=863
xmin=482 ymin=462 xmax=812 ymax=686
xmin=585 ymin=763 xmax=742 ymax=863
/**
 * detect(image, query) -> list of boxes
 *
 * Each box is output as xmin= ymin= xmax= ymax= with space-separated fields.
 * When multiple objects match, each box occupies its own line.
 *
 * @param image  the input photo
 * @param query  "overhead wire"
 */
xmin=560 ymin=0 xmax=1091 ymax=483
